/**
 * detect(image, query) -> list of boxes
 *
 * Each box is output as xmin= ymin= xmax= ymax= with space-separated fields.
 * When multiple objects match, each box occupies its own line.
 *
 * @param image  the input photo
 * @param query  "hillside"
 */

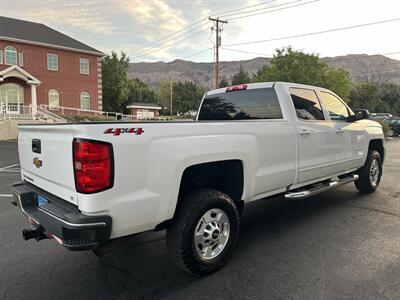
xmin=128 ymin=54 xmax=400 ymax=89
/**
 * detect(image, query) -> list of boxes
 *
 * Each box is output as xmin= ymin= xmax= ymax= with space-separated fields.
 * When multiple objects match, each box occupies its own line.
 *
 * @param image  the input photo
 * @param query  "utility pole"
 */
xmin=169 ymin=79 xmax=173 ymax=116
xmin=209 ymin=17 xmax=227 ymax=89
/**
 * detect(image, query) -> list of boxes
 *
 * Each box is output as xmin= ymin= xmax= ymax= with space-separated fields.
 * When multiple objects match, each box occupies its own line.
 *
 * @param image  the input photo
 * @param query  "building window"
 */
xmin=18 ymin=52 xmax=24 ymax=67
xmin=47 ymin=53 xmax=58 ymax=71
xmin=0 ymin=49 xmax=3 ymax=64
xmin=48 ymin=89 xmax=60 ymax=109
xmin=80 ymin=58 xmax=89 ymax=75
xmin=80 ymin=92 xmax=90 ymax=110
xmin=5 ymin=46 xmax=17 ymax=65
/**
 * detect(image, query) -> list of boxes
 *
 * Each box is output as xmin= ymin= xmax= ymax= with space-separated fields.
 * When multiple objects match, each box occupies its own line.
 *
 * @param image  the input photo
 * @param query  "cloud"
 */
xmin=119 ymin=0 xmax=187 ymax=41
xmin=8 ymin=1 xmax=116 ymax=35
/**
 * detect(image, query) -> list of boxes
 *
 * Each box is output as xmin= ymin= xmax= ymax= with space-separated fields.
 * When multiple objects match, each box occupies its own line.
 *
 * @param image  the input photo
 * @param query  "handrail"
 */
xmin=0 ymin=104 xmax=167 ymax=122
xmin=37 ymin=106 xmax=67 ymax=123
xmin=38 ymin=104 xmax=132 ymax=120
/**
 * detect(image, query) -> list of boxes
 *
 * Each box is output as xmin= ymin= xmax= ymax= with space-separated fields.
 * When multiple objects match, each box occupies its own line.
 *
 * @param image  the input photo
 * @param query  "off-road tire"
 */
xmin=166 ymin=188 xmax=240 ymax=276
xmin=355 ymin=150 xmax=382 ymax=193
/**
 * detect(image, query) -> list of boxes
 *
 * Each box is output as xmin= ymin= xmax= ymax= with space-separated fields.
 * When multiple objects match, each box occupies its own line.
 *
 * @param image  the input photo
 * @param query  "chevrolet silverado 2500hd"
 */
xmin=12 ymin=82 xmax=384 ymax=275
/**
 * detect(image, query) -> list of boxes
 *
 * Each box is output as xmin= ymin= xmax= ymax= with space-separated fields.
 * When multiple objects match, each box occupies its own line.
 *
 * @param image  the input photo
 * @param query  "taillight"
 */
xmin=73 ymin=139 xmax=114 ymax=193
xmin=226 ymin=84 xmax=248 ymax=92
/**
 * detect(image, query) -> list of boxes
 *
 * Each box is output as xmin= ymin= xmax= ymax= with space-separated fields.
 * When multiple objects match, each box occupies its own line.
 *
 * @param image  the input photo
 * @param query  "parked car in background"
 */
xmin=370 ymin=113 xmax=393 ymax=120
xmin=384 ymin=118 xmax=400 ymax=136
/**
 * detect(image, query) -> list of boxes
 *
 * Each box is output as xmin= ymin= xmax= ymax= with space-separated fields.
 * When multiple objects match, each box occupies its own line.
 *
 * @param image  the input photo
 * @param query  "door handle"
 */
xmin=299 ymin=129 xmax=311 ymax=136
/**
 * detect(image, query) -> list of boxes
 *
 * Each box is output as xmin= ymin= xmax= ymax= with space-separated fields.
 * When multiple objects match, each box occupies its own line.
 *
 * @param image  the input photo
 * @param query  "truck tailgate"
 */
xmin=18 ymin=125 xmax=78 ymax=205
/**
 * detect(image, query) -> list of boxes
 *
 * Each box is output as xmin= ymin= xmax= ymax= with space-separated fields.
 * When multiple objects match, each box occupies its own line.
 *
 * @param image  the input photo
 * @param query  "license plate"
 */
xmin=37 ymin=195 xmax=48 ymax=207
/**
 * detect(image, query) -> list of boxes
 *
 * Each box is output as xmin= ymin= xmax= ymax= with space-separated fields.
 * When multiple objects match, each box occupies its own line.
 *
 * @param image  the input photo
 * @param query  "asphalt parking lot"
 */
xmin=0 ymin=139 xmax=399 ymax=299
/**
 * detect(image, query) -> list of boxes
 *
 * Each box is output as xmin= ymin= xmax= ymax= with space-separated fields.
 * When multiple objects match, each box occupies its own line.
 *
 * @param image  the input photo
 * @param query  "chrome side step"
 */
xmin=285 ymin=174 xmax=359 ymax=200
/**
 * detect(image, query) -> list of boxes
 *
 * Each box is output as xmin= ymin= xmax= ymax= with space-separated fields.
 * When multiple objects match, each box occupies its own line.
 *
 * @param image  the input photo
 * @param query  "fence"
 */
xmin=0 ymin=104 xmax=167 ymax=122
xmin=38 ymin=104 xmax=137 ymax=120
xmin=0 ymin=105 xmax=35 ymax=120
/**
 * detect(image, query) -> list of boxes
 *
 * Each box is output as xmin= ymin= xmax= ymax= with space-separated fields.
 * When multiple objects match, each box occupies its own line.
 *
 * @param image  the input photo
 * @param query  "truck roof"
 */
xmin=206 ymin=81 xmax=331 ymax=96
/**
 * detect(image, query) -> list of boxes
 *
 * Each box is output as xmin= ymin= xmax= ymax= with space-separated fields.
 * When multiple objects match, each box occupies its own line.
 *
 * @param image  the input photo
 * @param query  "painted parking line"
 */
xmin=1 ymin=169 xmax=20 ymax=173
xmin=0 ymin=194 xmax=13 ymax=198
xmin=0 ymin=164 xmax=20 ymax=172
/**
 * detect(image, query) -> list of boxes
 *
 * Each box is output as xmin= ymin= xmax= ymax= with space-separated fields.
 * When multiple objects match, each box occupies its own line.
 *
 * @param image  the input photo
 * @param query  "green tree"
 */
xmin=253 ymin=47 xmax=351 ymax=100
xmin=380 ymin=83 xmax=400 ymax=115
xmin=123 ymin=78 xmax=160 ymax=114
xmin=102 ymin=52 xmax=130 ymax=112
xmin=349 ymin=82 xmax=400 ymax=114
xmin=172 ymin=81 xmax=206 ymax=115
xmin=231 ymin=65 xmax=251 ymax=85
xmin=219 ymin=78 xmax=230 ymax=88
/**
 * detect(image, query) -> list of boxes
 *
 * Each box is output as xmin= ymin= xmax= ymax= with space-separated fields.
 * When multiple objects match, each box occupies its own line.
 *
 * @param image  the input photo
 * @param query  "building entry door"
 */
xmin=0 ymin=83 xmax=24 ymax=114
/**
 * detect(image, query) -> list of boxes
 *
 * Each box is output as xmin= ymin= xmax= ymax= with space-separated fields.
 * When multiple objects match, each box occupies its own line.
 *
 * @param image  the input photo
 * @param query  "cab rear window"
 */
xmin=198 ymin=88 xmax=283 ymax=121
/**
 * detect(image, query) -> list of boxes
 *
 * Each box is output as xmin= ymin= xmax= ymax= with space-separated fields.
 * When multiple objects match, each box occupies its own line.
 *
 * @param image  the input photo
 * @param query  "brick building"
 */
xmin=0 ymin=16 xmax=103 ymax=115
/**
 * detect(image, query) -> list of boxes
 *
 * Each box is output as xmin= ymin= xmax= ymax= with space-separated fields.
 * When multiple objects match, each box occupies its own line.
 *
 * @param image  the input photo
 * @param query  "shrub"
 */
xmin=376 ymin=120 xmax=390 ymax=138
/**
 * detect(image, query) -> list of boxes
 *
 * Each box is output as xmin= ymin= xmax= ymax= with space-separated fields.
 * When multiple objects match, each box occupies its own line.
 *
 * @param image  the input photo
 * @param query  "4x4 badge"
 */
xmin=33 ymin=157 xmax=42 ymax=168
xmin=103 ymin=128 xmax=144 ymax=136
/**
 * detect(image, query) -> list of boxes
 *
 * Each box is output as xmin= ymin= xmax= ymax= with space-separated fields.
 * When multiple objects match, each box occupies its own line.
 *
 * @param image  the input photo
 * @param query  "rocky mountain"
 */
xmin=128 ymin=54 xmax=400 ymax=89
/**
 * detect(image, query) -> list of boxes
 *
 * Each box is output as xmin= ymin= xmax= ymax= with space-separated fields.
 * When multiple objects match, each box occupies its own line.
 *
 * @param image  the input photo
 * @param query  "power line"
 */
xmin=130 ymin=27 xmax=211 ymax=58
xmin=212 ymin=0 xmax=277 ymax=18
xmin=322 ymin=51 xmax=400 ymax=65
xmin=222 ymin=48 xmax=400 ymax=62
xmin=180 ymin=47 xmax=213 ymax=60
xmin=128 ymin=0 xmax=312 ymax=59
xmin=217 ymin=0 xmax=305 ymax=19
xmin=221 ymin=48 xmax=400 ymax=76
xmin=228 ymin=0 xmax=319 ymax=21
xmin=129 ymin=21 xmax=211 ymax=57
xmin=220 ymin=47 xmax=273 ymax=57
xmin=224 ymin=17 xmax=400 ymax=46
xmin=128 ymin=0 xmax=277 ymax=57
xmin=130 ymin=18 xmax=209 ymax=54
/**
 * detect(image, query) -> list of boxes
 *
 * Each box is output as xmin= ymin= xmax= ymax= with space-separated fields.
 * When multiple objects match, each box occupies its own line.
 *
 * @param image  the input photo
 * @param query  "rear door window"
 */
xmin=290 ymin=88 xmax=325 ymax=120
xmin=198 ymin=88 xmax=283 ymax=120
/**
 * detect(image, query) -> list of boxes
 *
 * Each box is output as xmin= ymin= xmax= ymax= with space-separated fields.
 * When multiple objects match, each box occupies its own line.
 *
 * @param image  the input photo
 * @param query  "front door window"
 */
xmin=0 ymin=83 xmax=24 ymax=114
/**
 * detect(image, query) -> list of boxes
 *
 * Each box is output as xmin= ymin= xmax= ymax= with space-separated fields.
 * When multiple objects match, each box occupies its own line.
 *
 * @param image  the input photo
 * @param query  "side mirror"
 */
xmin=354 ymin=109 xmax=370 ymax=120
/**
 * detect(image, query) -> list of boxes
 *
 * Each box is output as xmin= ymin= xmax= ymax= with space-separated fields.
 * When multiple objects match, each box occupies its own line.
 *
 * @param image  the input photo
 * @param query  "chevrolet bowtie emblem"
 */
xmin=33 ymin=157 xmax=42 ymax=168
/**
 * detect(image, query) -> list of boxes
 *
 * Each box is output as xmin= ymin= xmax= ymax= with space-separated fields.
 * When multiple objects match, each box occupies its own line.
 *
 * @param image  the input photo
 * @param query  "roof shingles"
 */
xmin=0 ymin=16 xmax=103 ymax=55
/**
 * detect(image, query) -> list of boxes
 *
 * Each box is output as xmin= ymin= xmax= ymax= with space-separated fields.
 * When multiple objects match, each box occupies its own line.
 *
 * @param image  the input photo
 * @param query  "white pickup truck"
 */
xmin=12 ymin=82 xmax=384 ymax=275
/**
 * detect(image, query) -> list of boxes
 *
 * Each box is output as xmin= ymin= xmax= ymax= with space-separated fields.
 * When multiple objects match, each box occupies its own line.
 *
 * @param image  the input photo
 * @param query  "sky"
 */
xmin=0 ymin=0 xmax=399 ymax=63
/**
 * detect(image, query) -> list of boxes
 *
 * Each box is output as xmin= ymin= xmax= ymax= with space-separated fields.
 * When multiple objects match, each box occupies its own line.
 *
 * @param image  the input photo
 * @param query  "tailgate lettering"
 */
xmin=103 ymin=128 xmax=144 ymax=136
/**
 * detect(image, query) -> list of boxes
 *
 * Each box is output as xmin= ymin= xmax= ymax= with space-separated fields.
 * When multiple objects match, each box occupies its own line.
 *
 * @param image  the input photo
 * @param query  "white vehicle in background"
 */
xmin=370 ymin=113 xmax=393 ymax=120
xmin=12 ymin=82 xmax=384 ymax=275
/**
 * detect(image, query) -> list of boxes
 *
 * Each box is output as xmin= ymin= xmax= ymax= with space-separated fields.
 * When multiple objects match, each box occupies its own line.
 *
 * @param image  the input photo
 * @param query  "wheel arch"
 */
xmin=369 ymin=139 xmax=385 ymax=163
xmin=177 ymin=159 xmax=245 ymax=212
xmin=154 ymin=159 xmax=246 ymax=231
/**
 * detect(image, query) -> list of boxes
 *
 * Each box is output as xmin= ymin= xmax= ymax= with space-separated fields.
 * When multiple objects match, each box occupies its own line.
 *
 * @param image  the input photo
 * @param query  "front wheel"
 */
xmin=166 ymin=189 xmax=240 ymax=276
xmin=355 ymin=150 xmax=382 ymax=193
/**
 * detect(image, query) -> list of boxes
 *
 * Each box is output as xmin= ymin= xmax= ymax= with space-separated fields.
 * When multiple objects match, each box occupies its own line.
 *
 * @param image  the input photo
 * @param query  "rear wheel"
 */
xmin=166 ymin=189 xmax=240 ymax=276
xmin=355 ymin=150 xmax=382 ymax=193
